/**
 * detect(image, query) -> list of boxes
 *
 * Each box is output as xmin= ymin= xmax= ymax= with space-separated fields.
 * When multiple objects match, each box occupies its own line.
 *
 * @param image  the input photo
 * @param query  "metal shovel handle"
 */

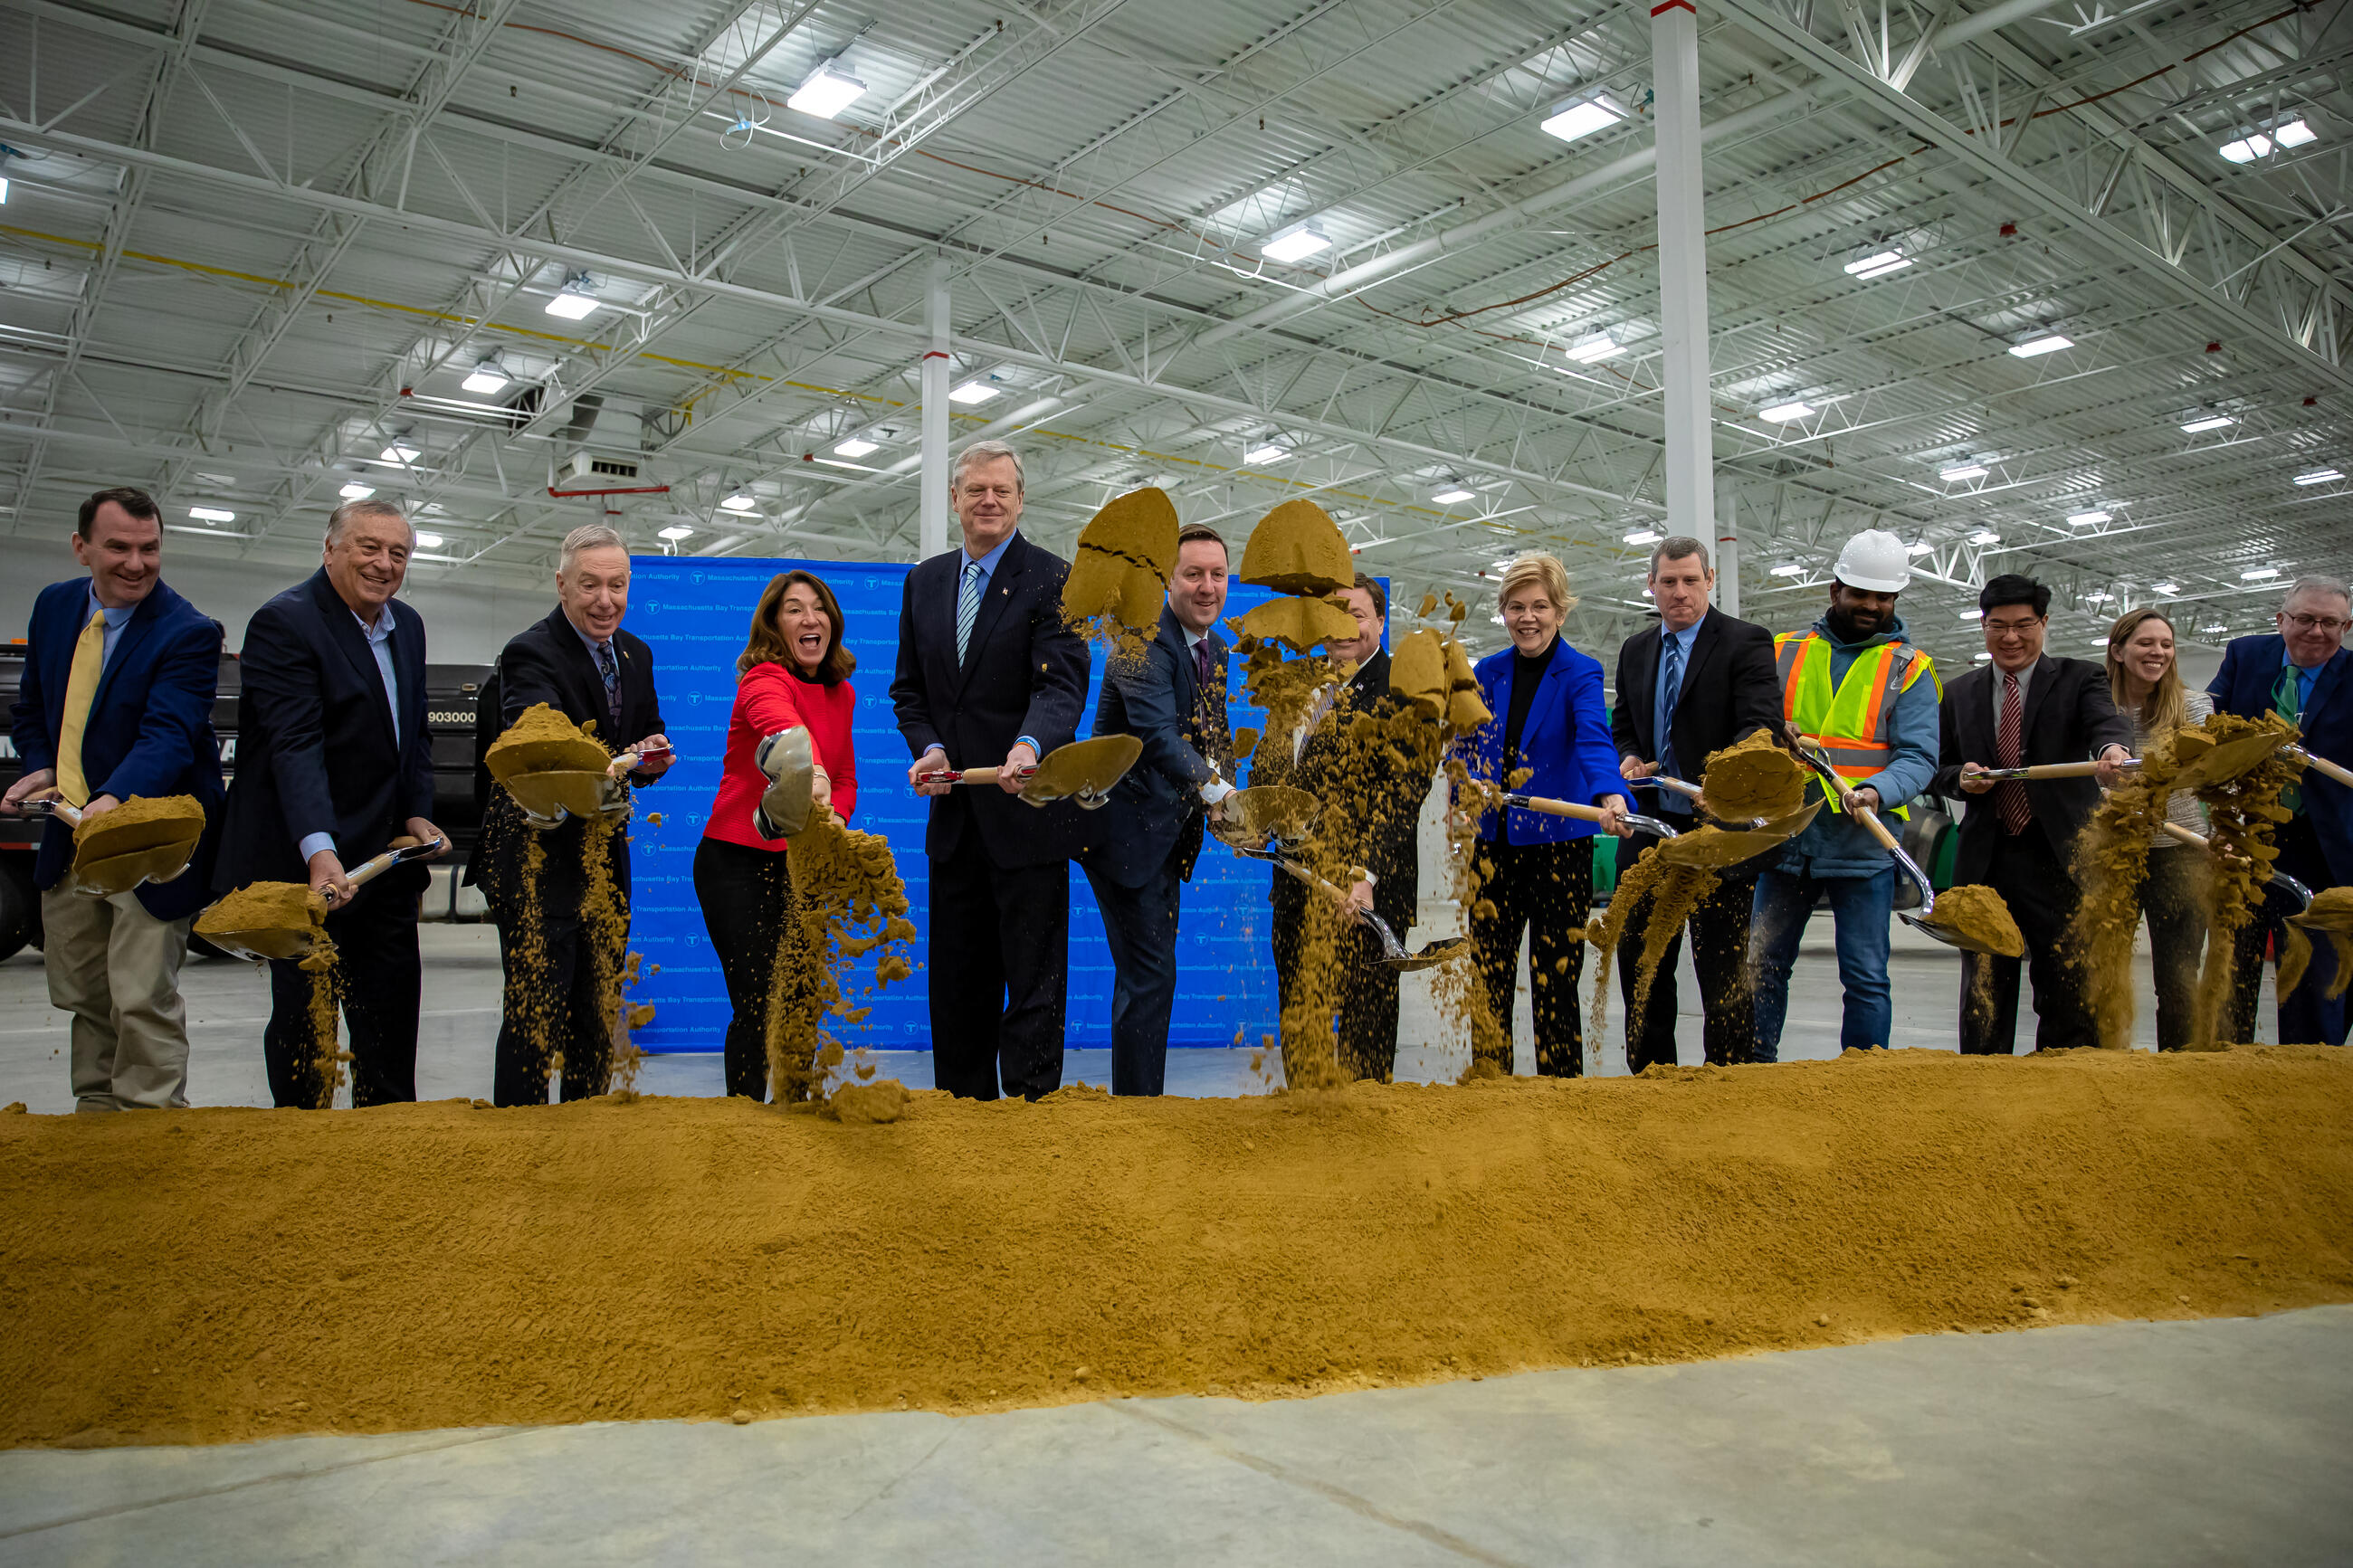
xmin=322 ymin=839 xmax=446 ymax=908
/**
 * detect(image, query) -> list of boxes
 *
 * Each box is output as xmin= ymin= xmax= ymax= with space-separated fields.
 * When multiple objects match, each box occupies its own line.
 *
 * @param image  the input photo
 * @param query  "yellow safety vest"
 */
xmin=1774 ymin=632 xmax=1939 ymax=817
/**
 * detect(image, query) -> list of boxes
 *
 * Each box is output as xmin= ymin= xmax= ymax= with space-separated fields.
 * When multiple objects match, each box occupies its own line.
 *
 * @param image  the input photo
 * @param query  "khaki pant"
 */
xmin=42 ymin=884 xmax=193 ymax=1112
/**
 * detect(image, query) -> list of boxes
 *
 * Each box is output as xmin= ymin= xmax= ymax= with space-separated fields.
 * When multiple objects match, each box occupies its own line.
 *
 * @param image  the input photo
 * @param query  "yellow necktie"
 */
xmin=54 ymin=608 xmax=107 ymax=808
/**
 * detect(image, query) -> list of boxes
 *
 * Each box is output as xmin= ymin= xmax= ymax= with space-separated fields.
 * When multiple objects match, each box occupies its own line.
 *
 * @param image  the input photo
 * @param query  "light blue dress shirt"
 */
xmin=83 ymin=584 xmax=135 ymax=674
xmin=298 ymin=609 xmax=401 ymax=863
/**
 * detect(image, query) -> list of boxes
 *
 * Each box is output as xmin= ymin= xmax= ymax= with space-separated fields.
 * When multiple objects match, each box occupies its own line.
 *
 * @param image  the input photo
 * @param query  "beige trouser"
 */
xmin=42 ymin=884 xmax=193 ymax=1113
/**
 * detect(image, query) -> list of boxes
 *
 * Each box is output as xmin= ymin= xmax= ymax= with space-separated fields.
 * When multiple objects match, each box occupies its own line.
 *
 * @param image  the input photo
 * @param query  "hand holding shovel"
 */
xmin=911 ymin=735 xmax=1143 ymax=811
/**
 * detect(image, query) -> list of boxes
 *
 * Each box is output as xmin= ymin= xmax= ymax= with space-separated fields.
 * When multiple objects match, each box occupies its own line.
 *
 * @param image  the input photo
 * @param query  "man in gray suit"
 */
xmin=1081 ymin=523 xmax=1234 ymax=1095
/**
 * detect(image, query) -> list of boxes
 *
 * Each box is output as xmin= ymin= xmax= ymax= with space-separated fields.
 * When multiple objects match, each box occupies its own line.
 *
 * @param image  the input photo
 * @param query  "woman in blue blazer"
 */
xmin=1456 ymin=554 xmax=1630 ymax=1077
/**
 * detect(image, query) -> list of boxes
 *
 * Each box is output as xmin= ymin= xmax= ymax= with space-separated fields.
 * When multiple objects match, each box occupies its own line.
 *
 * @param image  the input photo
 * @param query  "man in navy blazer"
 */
xmin=215 ymin=499 xmax=446 ymax=1107
xmin=2210 ymin=574 xmax=2351 ymax=1046
xmin=891 ymin=441 xmax=1091 ymax=1100
xmin=3 ymin=488 xmax=223 ymax=1112
xmin=1081 ymin=523 xmax=1234 ymax=1095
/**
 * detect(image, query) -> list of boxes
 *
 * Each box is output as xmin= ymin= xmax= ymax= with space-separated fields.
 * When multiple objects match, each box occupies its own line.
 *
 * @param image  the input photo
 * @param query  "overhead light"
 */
xmin=1907 ymin=541 xmax=1935 ymax=556
xmin=1969 ymin=529 xmax=2002 ymax=545
xmin=1431 ymin=487 xmax=1476 ymax=505
xmin=2293 ymin=467 xmax=2342 ymax=485
xmin=2009 ymin=333 xmax=2073 ymax=357
xmin=187 ymin=506 xmax=235 ymax=523
xmin=1941 ymin=463 xmax=1990 ymax=481
xmin=1262 ymin=221 xmax=1331 ymax=265
xmin=2067 ymin=509 xmax=2110 ymax=526
xmin=1539 ymin=91 xmax=1625 ymax=143
xmin=2154 ymin=581 xmax=2180 ymax=594
xmin=461 ymin=359 xmax=510 ymax=395
xmin=787 ymin=61 xmax=867 ymax=119
xmin=1758 ymin=401 xmax=1814 ymax=423
xmin=1243 ymin=443 xmax=1289 ymax=465
xmin=1843 ymin=249 xmax=1911 ymax=280
xmin=1624 ymin=529 xmax=1662 ymax=545
xmin=832 ymin=437 xmax=880 ymax=459
xmin=544 ymin=275 xmax=600 ymax=320
xmin=2201 ymin=623 xmax=2228 ymax=633
xmin=719 ymin=492 xmax=759 ymax=512
xmin=2181 ymin=414 xmax=2235 ymax=433
xmin=2219 ymin=119 xmax=2315 ymax=163
xmin=379 ymin=441 xmax=420 ymax=463
xmin=1564 ymin=334 xmax=1622 ymax=364
xmin=414 ymin=530 xmax=444 ymax=548
xmin=1960 ymin=609 xmax=1986 ymax=620
xmin=338 ymin=482 xmax=375 ymax=500
xmin=2276 ymin=118 xmax=2320 ymax=147
xmin=2086 ymin=590 xmax=2115 ymax=603
xmin=2242 ymin=566 xmax=2281 ymax=580
xmin=659 ymin=525 xmax=696 ymax=541
xmin=949 ymin=381 xmax=1000 ymax=404
xmin=1769 ymin=563 xmax=1805 ymax=577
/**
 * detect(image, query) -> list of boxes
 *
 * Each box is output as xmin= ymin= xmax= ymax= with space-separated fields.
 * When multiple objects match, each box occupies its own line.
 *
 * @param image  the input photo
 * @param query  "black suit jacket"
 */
xmin=1610 ymin=609 xmax=1783 ymax=801
xmin=1931 ymin=655 xmax=2132 ymax=881
xmin=1255 ymin=650 xmax=1431 ymax=923
xmin=1089 ymin=604 xmax=1228 ymax=888
xmin=466 ymin=606 xmax=664 ymax=908
xmin=889 ymin=532 xmax=1091 ymax=869
xmin=216 ymin=570 xmax=432 ymax=898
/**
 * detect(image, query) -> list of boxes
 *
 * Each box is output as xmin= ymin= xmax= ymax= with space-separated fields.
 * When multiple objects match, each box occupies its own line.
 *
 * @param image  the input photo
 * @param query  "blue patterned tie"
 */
xmin=1657 ymin=635 xmax=1684 ymax=806
xmin=594 ymin=640 xmax=622 ymax=736
xmin=956 ymin=559 xmax=983 ymax=663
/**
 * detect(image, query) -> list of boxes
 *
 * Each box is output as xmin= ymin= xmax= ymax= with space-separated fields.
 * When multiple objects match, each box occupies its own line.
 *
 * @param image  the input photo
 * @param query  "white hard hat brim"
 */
xmin=1833 ymin=566 xmax=1910 ymax=594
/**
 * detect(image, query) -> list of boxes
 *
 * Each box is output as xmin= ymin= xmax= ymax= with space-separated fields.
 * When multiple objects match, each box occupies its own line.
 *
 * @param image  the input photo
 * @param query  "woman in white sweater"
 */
xmin=2106 ymin=608 xmax=2214 ymax=1050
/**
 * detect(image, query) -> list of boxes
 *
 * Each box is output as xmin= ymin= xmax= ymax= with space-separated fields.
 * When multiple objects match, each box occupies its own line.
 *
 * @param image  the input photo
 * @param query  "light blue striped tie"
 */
xmin=956 ymin=558 xmax=983 ymax=663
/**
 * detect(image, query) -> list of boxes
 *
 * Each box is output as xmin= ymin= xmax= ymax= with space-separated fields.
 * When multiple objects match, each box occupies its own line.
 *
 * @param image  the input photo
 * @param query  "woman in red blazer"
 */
xmin=695 ymin=569 xmax=859 ymax=1099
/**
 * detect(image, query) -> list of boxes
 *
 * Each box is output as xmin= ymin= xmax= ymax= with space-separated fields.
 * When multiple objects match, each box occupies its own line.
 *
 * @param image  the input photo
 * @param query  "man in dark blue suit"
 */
xmin=4 ymin=488 xmax=223 ymax=1112
xmin=2210 ymin=574 xmax=2351 ymax=1046
xmin=891 ymin=441 xmax=1091 ymax=1100
xmin=215 ymin=499 xmax=446 ymax=1107
xmin=1081 ymin=523 xmax=1234 ymax=1095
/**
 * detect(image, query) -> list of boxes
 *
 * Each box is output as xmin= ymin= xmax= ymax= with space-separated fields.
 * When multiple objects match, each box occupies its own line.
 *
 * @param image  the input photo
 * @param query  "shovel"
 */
xmin=2157 ymin=820 xmax=2314 ymax=910
xmin=195 ymin=839 xmax=446 ymax=963
xmin=1786 ymin=739 xmax=2009 ymax=955
xmin=2284 ymin=743 xmax=2353 ymax=790
xmin=1655 ymin=800 xmax=1825 ymax=870
xmin=22 ymin=797 xmax=204 ymax=898
xmin=1501 ymin=792 xmax=1681 ymax=839
xmin=753 ymin=727 xmax=817 ymax=841
xmin=1229 ymin=845 xmax=1467 ymax=972
xmin=915 ymin=734 xmax=1143 ymax=810
xmin=1213 ymin=783 xmax=1320 ymax=846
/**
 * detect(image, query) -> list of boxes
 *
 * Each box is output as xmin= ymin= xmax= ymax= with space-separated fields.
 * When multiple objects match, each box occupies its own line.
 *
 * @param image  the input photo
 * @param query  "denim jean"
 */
xmin=1748 ymin=865 xmax=1896 ymax=1060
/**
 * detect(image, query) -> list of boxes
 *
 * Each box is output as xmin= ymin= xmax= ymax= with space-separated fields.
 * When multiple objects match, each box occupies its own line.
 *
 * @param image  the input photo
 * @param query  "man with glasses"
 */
xmin=2210 ymin=575 xmax=2351 ymax=1045
xmin=1932 ymin=574 xmax=2131 ymax=1054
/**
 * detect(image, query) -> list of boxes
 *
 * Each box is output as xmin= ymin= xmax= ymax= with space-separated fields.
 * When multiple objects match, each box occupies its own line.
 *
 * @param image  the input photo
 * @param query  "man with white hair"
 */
xmin=215 ymin=498 xmax=447 ymax=1107
xmin=2211 ymin=574 xmax=2351 ymax=1045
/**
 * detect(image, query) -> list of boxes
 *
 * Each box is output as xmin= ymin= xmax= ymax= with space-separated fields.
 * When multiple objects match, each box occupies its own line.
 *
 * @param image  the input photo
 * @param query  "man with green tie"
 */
xmin=3 ymin=488 xmax=225 ymax=1111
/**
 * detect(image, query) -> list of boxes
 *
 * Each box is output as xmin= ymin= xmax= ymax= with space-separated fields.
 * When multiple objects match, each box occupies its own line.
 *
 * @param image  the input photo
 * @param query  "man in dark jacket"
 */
xmin=891 ymin=441 xmax=1091 ymax=1100
xmin=214 ymin=499 xmax=444 ymax=1107
xmin=472 ymin=522 xmax=670 ymax=1106
xmin=1081 ymin=523 xmax=1234 ymax=1095
xmin=1933 ymin=573 xmax=2132 ymax=1053
xmin=1610 ymin=536 xmax=1783 ymax=1068
xmin=3 ymin=487 xmax=224 ymax=1112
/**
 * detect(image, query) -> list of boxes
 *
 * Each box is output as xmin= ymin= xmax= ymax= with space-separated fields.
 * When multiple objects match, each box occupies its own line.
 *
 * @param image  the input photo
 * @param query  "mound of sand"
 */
xmin=71 ymin=794 xmax=204 ymax=855
xmin=486 ymin=703 xmax=610 ymax=780
xmin=5 ymin=1047 xmax=2348 ymax=1449
xmin=1238 ymin=499 xmax=1352 ymax=596
xmin=1698 ymin=731 xmax=1804 ymax=822
xmin=1933 ymin=884 xmax=2026 ymax=958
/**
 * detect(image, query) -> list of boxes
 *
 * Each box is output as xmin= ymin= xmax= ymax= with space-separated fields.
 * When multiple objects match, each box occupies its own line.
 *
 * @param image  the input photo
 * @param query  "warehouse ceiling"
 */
xmin=0 ymin=0 xmax=2346 ymax=672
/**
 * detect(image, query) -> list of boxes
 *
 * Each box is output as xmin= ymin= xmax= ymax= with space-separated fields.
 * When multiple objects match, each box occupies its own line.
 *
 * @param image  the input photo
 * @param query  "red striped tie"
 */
xmin=1995 ymin=670 xmax=2030 ymax=835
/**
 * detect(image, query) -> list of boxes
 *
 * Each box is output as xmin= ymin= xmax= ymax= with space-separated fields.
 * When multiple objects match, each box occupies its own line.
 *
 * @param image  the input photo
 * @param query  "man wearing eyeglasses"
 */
xmin=2211 ymin=575 xmax=2352 ymax=1046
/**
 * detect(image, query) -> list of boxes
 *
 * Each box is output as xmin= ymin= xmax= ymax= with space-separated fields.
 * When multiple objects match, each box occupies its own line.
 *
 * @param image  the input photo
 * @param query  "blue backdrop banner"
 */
xmin=622 ymin=555 xmax=1372 ymax=1057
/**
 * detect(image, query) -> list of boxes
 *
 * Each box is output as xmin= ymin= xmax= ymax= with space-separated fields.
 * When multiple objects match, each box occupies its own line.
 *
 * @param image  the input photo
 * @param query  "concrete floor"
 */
xmin=0 ymin=911 xmax=2253 ymax=1111
xmin=0 ymin=1307 xmax=2344 ymax=1565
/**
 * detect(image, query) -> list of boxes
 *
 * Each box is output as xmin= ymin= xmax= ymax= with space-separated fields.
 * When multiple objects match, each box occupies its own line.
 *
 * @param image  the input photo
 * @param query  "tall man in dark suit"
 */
xmin=1932 ymin=573 xmax=2132 ymax=1054
xmin=3 ymin=488 xmax=224 ymax=1112
xmin=1081 ymin=523 xmax=1233 ymax=1096
xmin=1610 ymin=536 xmax=1783 ymax=1068
xmin=473 ymin=522 xmax=671 ymax=1106
xmin=2211 ymin=575 xmax=2351 ymax=1046
xmin=215 ymin=499 xmax=445 ymax=1107
xmin=891 ymin=440 xmax=1091 ymax=1100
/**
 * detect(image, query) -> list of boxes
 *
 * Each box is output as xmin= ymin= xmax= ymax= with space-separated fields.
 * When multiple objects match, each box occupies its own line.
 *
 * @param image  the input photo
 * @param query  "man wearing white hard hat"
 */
xmin=1748 ymin=528 xmax=1941 ymax=1058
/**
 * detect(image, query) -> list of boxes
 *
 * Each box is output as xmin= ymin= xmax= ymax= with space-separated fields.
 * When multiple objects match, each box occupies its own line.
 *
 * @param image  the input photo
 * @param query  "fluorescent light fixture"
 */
xmin=2293 ymin=467 xmax=2342 ymax=485
xmin=787 ymin=62 xmax=867 ymax=119
xmin=2009 ymin=333 xmax=2073 ymax=357
xmin=413 ymin=531 xmax=443 ymax=548
xmin=1262 ymin=221 xmax=1331 ymax=264
xmin=461 ymin=360 xmax=510 ymax=395
xmin=1758 ymin=401 xmax=1814 ymax=423
xmin=1769 ymin=563 xmax=1805 ymax=577
xmin=379 ymin=441 xmax=420 ymax=463
xmin=658 ymin=525 xmax=695 ymax=541
xmin=1907 ymin=541 xmax=1935 ymax=556
xmin=2219 ymin=119 xmax=2314 ymax=163
xmin=1431 ymin=487 xmax=1476 ymax=505
xmin=833 ymin=437 xmax=880 ymax=458
xmin=719 ymin=492 xmax=759 ymax=512
xmin=2067 ymin=509 xmax=2111 ymax=526
xmin=2180 ymin=414 xmax=2235 ymax=433
xmin=1941 ymin=463 xmax=1990 ymax=482
xmin=1969 ymin=529 xmax=2002 ymax=545
xmin=1843 ymin=249 xmax=1912 ymax=280
xmin=187 ymin=506 xmax=235 ymax=523
xmin=338 ymin=482 xmax=375 ymax=500
xmin=2154 ymin=582 xmax=2180 ymax=594
xmin=544 ymin=277 xmax=600 ymax=319
xmin=2085 ymin=590 xmax=2114 ymax=603
xmin=1961 ymin=609 xmax=1985 ymax=620
xmin=2242 ymin=566 xmax=2281 ymax=580
xmin=949 ymin=381 xmax=999 ymax=404
xmin=1539 ymin=92 xmax=1624 ymax=143
xmin=2201 ymin=623 xmax=2227 ymax=633
xmin=1243 ymin=443 xmax=1289 ymax=465
xmin=1564 ymin=334 xmax=1622 ymax=363
xmin=1624 ymin=529 xmax=1662 ymax=546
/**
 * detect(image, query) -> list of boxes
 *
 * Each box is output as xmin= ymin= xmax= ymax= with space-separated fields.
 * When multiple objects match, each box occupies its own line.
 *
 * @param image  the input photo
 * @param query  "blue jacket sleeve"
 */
xmin=11 ymin=595 xmax=54 ymax=777
xmin=2206 ymin=641 xmax=2239 ymax=706
xmin=241 ymin=603 xmax=339 ymax=850
xmin=94 ymin=615 xmax=221 ymax=804
xmin=1861 ymin=666 xmax=1940 ymax=810
xmin=1119 ymin=641 xmax=1216 ymax=791
xmin=1570 ymin=661 xmax=1623 ymax=806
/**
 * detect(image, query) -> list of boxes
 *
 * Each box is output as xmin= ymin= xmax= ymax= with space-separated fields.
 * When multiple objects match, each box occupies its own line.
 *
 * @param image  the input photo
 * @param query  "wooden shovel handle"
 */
xmin=2013 ymin=760 xmax=2103 ymax=780
xmin=2291 ymin=745 xmax=2353 ymax=789
xmin=1515 ymin=794 xmax=1610 ymax=823
xmin=1848 ymin=803 xmax=1903 ymax=855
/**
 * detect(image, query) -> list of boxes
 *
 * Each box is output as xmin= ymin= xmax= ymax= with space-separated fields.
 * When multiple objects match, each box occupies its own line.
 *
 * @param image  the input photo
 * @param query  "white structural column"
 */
xmin=1650 ymin=0 xmax=1717 ymax=552
xmin=919 ymin=253 xmax=952 ymax=559
xmin=1718 ymin=490 xmax=1740 ymax=616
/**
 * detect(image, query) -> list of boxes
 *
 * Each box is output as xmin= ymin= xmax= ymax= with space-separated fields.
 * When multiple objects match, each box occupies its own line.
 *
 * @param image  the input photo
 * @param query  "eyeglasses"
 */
xmin=2281 ymin=612 xmax=2349 ymax=634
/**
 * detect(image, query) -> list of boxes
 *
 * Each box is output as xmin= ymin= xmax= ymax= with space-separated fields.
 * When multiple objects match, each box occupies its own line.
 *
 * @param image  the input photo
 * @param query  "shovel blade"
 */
xmin=1024 ymin=734 xmax=1143 ymax=807
xmin=1219 ymin=784 xmax=1321 ymax=845
xmin=1654 ymin=800 xmax=1824 ymax=869
xmin=503 ymin=769 xmax=611 ymax=822
xmin=2171 ymin=727 xmax=2291 ymax=792
xmin=1373 ymin=934 xmax=1470 ymax=973
xmin=67 ymin=836 xmax=201 ymax=898
xmin=754 ymin=727 xmax=816 ymax=841
xmin=198 ymin=925 xmax=323 ymax=963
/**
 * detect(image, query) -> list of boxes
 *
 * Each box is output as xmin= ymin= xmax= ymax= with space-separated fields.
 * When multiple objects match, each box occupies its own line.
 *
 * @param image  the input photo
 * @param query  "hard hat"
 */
xmin=1832 ymin=528 xmax=1910 ymax=593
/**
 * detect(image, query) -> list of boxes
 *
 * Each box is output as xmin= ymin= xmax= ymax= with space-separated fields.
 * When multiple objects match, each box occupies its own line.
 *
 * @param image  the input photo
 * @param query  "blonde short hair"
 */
xmin=1495 ymin=552 xmax=1576 ymax=615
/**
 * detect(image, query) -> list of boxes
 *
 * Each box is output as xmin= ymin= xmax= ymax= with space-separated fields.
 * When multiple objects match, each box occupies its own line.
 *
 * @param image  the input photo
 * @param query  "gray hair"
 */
xmin=2283 ymin=574 xmax=2350 ymax=613
xmin=1649 ymin=535 xmax=1711 ymax=575
xmin=558 ymin=522 xmax=629 ymax=575
xmin=951 ymin=439 xmax=1024 ymax=494
xmin=325 ymin=498 xmax=412 ymax=547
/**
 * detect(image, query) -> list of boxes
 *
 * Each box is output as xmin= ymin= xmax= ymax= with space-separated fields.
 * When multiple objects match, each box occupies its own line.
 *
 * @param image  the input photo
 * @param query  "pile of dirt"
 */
xmin=1237 ymin=499 xmax=1352 ymax=595
xmin=486 ymin=703 xmax=610 ymax=781
xmin=71 ymin=794 xmax=204 ymax=858
xmin=197 ymin=880 xmax=322 ymax=936
xmin=1932 ymin=884 xmax=2025 ymax=959
xmin=1062 ymin=487 xmax=1179 ymax=651
xmin=1696 ymin=731 xmax=1804 ymax=822
xmin=4 ymin=1047 xmax=2348 ymax=1449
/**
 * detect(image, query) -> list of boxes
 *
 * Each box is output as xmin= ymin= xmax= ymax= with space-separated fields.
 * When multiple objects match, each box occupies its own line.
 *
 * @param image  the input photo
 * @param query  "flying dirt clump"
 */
xmin=2068 ymin=728 xmax=2186 ymax=1049
xmin=1238 ymin=499 xmax=1354 ymax=596
xmin=1696 ymin=731 xmax=1804 ymax=822
xmin=2282 ymin=888 xmax=2353 ymax=1002
xmin=763 ymin=810 xmax=919 ymax=1105
xmin=72 ymin=794 xmax=204 ymax=854
xmin=485 ymin=703 xmax=610 ymax=780
xmin=1935 ymin=884 xmax=2026 ymax=958
xmin=1062 ymin=487 xmax=1180 ymax=652
xmin=1235 ymin=595 xmax=1360 ymax=653
xmin=2188 ymin=714 xmax=2301 ymax=1046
